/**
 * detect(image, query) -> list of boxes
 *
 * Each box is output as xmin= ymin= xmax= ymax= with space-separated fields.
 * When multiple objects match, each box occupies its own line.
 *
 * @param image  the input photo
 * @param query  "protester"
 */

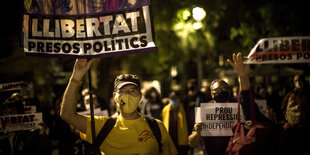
xmin=277 ymin=73 xmax=310 ymax=125
xmin=10 ymin=92 xmax=23 ymax=103
xmin=209 ymin=79 xmax=236 ymax=103
xmin=293 ymin=73 xmax=310 ymax=90
xmin=182 ymin=79 xmax=208 ymax=134
xmin=0 ymin=97 xmax=52 ymax=155
xmin=162 ymin=91 xmax=189 ymax=155
xmin=227 ymin=52 xmax=282 ymax=155
xmin=279 ymin=87 xmax=310 ymax=154
xmin=188 ymin=79 xmax=236 ymax=155
xmin=189 ymin=52 xmax=282 ymax=155
xmin=140 ymin=87 xmax=163 ymax=120
xmin=60 ymin=59 xmax=177 ymax=154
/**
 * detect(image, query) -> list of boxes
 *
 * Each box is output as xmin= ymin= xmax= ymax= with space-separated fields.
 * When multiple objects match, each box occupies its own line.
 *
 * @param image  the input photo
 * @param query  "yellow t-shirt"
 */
xmin=80 ymin=115 xmax=177 ymax=155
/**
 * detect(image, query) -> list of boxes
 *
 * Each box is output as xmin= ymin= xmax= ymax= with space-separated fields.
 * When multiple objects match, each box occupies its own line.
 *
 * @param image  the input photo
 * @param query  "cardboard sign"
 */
xmin=245 ymin=36 xmax=310 ymax=64
xmin=0 ymin=113 xmax=43 ymax=132
xmin=195 ymin=103 xmax=244 ymax=137
xmin=23 ymin=0 xmax=156 ymax=58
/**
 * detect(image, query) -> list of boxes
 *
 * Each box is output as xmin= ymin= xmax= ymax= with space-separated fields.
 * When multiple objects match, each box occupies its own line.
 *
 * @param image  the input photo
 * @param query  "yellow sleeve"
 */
xmin=79 ymin=115 xmax=109 ymax=144
xmin=156 ymin=119 xmax=178 ymax=155
xmin=162 ymin=104 xmax=171 ymax=131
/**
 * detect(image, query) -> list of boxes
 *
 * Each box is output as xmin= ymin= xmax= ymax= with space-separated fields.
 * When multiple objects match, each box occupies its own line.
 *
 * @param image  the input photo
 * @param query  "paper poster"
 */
xmin=245 ymin=36 xmax=310 ymax=64
xmin=195 ymin=103 xmax=244 ymax=136
xmin=0 ymin=113 xmax=43 ymax=132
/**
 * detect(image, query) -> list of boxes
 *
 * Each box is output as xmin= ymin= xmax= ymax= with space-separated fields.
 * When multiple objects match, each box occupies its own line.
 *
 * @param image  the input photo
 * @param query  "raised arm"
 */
xmin=60 ymin=59 xmax=94 ymax=133
xmin=227 ymin=52 xmax=270 ymax=122
xmin=227 ymin=52 xmax=250 ymax=91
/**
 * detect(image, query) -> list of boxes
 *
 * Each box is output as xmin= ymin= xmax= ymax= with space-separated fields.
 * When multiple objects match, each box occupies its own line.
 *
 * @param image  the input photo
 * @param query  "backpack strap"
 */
xmin=144 ymin=115 xmax=163 ymax=153
xmin=93 ymin=117 xmax=117 ymax=148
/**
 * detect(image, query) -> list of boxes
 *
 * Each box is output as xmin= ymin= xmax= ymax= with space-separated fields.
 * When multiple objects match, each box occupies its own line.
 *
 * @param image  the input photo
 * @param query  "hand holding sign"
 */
xmin=193 ymin=122 xmax=204 ymax=134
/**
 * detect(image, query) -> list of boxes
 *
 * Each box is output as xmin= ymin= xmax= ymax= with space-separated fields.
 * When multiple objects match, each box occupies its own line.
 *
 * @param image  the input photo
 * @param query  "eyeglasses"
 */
xmin=117 ymin=74 xmax=139 ymax=80
xmin=211 ymin=87 xmax=229 ymax=94
xmin=117 ymin=88 xmax=140 ymax=96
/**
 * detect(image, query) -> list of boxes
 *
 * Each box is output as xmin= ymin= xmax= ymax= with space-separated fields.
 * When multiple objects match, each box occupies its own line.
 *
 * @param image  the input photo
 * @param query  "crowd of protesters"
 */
xmin=1 ymin=53 xmax=309 ymax=155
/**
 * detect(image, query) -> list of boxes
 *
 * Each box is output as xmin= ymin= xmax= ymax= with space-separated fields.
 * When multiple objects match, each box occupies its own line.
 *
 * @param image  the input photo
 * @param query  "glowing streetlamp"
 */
xmin=192 ymin=7 xmax=206 ymax=21
xmin=192 ymin=7 xmax=206 ymax=89
xmin=192 ymin=7 xmax=206 ymax=30
xmin=172 ymin=7 xmax=207 ymax=89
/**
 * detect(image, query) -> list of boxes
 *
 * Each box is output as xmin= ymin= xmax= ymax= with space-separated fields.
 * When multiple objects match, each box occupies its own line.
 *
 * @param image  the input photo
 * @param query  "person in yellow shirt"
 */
xmin=162 ymin=91 xmax=189 ymax=155
xmin=60 ymin=59 xmax=177 ymax=155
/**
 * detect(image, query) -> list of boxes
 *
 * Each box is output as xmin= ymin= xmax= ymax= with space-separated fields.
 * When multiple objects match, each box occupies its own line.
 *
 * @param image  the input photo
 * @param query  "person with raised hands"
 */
xmin=60 ymin=59 xmax=177 ymax=155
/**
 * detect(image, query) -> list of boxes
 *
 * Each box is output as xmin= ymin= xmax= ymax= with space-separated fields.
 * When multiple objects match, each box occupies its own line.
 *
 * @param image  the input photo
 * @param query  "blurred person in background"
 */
xmin=0 ymin=96 xmax=52 ymax=155
xmin=280 ymin=88 xmax=310 ymax=155
xmin=293 ymin=73 xmax=310 ymax=91
xmin=162 ymin=91 xmax=189 ymax=155
xmin=140 ymin=87 xmax=163 ymax=120
xmin=182 ymin=79 xmax=208 ymax=135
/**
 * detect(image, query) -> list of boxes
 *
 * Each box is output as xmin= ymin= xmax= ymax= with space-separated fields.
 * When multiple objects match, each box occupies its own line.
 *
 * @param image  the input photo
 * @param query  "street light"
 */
xmin=193 ymin=22 xmax=203 ymax=30
xmin=172 ymin=7 xmax=207 ymax=90
xmin=192 ymin=7 xmax=206 ymax=21
xmin=192 ymin=7 xmax=206 ymax=30
xmin=192 ymin=6 xmax=206 ymax=89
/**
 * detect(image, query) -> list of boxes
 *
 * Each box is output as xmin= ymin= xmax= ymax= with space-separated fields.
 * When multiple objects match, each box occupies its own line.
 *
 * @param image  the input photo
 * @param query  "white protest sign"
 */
xmin=245 ymin=36 xmax=310 ymax=64
xmin=195 ymin=103 xmax=244 ymax=137
xmin=0 ymin=113 xmax=43 ymax=132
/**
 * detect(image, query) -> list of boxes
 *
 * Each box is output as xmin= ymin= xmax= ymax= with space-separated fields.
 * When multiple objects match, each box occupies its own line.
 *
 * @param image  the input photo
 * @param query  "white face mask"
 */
xmin=114 ymin=93 xmax=141 ymax=114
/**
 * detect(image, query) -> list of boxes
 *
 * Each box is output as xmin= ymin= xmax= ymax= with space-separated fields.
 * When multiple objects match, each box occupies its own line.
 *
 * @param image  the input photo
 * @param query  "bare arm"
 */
xmin=60 ymin=59 xmax=94 ymax=133
xmin=227 ymin=52 xmax=250 ymax=91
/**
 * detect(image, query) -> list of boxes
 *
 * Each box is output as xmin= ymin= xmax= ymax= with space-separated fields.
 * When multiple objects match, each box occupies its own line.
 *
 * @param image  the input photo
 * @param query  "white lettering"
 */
xmin=43 ymin=19 xmax=54 ymax=37
xmin=61 ymin=19 xmax=75 ymax=38
xmin=112 ymin=14 xmax=130 ymax=35
xmin=126 ymin=11 xmax=140 ymax=32
xmin=86 ymin=18 xmax=101 ymax=37
xmin=76 ymin=19 xmax=86 ymax=38
xmin=55 ymin=19 xmax=61 ymax=37
xmin=99 ymin=16 xmax=113 ymax=35
xmin=32 ymin=19 xmax=42 ymax=37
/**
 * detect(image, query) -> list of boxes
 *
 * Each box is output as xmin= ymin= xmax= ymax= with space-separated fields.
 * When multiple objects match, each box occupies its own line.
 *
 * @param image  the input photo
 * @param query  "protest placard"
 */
xmin=0 ymin=113 xmax=43 ymax=132
xmin=195 ymin=103 xmax=244 ymax=136
xmin=245 ymin=36 xmax=310 ymax=64
xmin=23 ymin=0 xmax=156 ymax=58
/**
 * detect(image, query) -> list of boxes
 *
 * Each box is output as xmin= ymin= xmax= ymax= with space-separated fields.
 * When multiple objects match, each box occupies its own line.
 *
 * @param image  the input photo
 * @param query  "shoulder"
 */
xmin=143 ymin=116 xmax=165 ymax=130
xmin=84 ymin=115 xmax=109 ymax=121
xmin=153 ymin=119 xmax=168 ymax=132
xmin=84 ymin=115 xmax=110 ymax=127
xmin=162 ymin=104 xmax=171 ymax=111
